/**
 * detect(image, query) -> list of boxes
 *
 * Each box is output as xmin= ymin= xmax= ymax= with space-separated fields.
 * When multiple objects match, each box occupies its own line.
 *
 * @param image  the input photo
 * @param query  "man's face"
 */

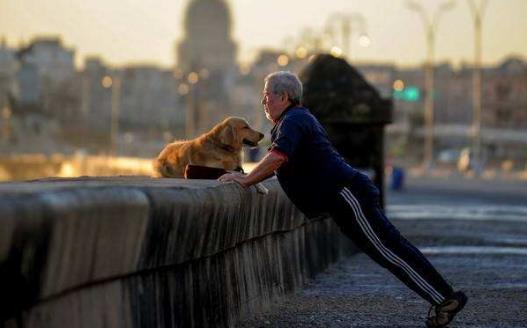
xmin=261 ymin=81 xmax=289 ymax=122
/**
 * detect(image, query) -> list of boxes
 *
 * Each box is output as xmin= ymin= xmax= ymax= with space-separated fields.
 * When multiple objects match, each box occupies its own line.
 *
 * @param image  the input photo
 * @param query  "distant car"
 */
xmin=437 ymin=149 xmax=461 ymax=165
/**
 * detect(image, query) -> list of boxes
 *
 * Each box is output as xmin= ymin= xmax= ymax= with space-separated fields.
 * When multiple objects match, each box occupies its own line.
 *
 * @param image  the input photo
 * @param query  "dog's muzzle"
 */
xmin=242 ymin=139 xmax=259 ymax=147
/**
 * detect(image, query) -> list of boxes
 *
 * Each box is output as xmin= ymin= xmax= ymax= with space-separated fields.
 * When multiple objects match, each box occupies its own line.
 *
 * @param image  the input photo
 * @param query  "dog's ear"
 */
xmin=219 ymin=124 xmax=236 ymax=145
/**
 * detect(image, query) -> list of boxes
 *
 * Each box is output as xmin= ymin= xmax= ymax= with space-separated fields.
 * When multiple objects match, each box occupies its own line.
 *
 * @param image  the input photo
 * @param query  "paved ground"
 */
xmin=237 ymin=175 xmax=527 ymax=328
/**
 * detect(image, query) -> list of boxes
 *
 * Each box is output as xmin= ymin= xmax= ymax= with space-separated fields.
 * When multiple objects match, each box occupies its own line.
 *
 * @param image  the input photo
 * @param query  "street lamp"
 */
xmin=277 ymin=54 xmax=290 ymax=67
xmin=467 ymin=0 xmax=489 ymax=176
xmin=406 ymin=0 xmax=455 ymax=169
xmin=298 ymin=27 xmax=325 ymax=54
xmin=295 ymin=46 xmax=308 ymax=60
xmin=326 ymin=12 xmax=370 ymax=60
xmin=2 ymin=106 xmax=12 ymax=143
xmin=183 ymin=71 xmax=200 ymax=138
xmin=102 ymin=75 xmax=121 ymax=156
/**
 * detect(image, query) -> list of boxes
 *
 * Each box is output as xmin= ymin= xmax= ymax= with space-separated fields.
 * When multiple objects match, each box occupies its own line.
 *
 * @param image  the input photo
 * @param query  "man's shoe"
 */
xmin=426 ymin=291 xmax=468 ymax=328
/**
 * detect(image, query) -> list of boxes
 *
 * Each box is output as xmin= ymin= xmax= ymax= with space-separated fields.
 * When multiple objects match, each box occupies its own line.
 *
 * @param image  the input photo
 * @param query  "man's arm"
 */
xmin=218 ymin=150 xmax=287 ymax=188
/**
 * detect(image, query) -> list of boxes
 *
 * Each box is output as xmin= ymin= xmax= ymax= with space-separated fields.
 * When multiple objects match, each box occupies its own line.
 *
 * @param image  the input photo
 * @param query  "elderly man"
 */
xmin=218 ymin=71 xmax=467 ymax=328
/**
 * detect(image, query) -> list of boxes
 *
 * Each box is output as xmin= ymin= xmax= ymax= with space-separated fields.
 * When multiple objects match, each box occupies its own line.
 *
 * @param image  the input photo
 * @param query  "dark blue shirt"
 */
xmin=270 ymin=106 xmax=358 ymax=217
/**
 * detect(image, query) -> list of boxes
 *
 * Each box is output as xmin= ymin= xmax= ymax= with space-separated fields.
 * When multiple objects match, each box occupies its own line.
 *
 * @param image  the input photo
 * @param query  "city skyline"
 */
xmin=1 ymin=0 xmax=526 ymax=68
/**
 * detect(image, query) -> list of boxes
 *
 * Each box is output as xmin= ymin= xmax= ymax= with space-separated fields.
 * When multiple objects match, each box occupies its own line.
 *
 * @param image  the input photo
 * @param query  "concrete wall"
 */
xmin=0 ymin=177 xmax=356 ymax=327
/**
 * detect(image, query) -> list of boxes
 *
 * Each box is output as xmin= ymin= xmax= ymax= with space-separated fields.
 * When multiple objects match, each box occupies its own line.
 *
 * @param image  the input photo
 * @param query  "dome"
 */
xmin=177 ymin=0 xmax=237 ymax=71
xmin=184 ymin=0 xmax=232 ymax=39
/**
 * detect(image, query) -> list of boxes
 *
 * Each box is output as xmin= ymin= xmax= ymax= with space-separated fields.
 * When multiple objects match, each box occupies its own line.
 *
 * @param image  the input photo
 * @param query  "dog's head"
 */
xmin=213 ymin=117 xmax=264 ymax=151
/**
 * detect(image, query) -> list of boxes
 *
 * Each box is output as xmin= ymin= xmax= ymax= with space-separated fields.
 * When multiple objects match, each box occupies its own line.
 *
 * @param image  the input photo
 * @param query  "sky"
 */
xmin=1 ymin=0 xmax=526 ymax=68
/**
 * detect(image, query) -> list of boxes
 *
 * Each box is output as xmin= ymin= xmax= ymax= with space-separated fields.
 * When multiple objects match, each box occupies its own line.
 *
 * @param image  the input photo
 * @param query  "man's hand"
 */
xmin=218 ymin=172 xmax=249 ymax=188
xmin=218 ymin=151 xmax=285 ymax=193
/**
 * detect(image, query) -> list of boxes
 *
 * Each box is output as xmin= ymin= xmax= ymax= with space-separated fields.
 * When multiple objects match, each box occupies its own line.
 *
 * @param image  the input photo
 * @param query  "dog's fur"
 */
xmin=153 ymin=117 xmax=264 ymax=178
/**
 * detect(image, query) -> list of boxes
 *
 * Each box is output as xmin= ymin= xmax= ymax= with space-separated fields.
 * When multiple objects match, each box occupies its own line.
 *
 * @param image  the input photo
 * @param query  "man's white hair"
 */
xmin=264 ymin=71 xmax=303 ymax=106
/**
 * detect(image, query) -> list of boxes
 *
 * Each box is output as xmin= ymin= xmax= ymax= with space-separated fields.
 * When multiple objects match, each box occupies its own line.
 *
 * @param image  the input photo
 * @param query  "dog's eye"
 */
xmin=242 ymin=126 xmax=250 ymax=129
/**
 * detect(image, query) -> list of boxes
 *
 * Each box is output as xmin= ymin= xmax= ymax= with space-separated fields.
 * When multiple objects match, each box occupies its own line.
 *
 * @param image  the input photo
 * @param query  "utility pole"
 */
xmin=185 ymin=71 xmax=200 ymax=138
xmin=2 ymin=106 xmax=12 ymax=144
xmin=467 ymin=0 xmax=488 ymax=176
xmin=102 ymin=75 xmax=122 ymax=157
xmin=406 ymin=0 xmax=455 ymax=170
xmin=110 ymin=76 xmax=121 ymax=157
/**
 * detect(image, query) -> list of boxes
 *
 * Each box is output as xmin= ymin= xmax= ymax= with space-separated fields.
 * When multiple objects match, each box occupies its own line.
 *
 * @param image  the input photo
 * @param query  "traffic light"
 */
xmin=393 ymin=86 xmax=421 ymax=102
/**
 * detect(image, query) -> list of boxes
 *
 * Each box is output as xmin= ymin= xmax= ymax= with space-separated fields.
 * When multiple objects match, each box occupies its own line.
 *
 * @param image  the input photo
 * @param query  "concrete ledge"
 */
xmin=0 ymin=177 xmax=356 ymax=327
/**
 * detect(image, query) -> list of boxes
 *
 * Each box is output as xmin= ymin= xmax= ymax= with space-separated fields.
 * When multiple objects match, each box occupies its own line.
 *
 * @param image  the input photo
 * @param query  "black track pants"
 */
xmin=328 ymin=173 xmax=454 ymax=305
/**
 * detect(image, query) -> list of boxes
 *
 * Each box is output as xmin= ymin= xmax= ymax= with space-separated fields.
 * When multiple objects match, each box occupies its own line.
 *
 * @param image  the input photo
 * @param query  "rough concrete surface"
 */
xmin=0 ymin=177 xmax=355 ymax=327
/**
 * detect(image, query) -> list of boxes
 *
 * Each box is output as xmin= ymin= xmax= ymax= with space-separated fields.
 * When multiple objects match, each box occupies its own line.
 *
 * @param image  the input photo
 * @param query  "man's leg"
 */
xmin=329 ymin=174 xmax=467 ymax=327
xmin=329 ymin=185 xmax=453 ymax=305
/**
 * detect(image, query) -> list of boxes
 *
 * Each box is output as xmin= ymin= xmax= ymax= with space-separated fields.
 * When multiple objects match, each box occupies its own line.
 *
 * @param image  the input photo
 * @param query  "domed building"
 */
xmin=175 ymin=0 xmax=240 ymax=136
xmin=177 ymin=0 xmax=237 ymax=72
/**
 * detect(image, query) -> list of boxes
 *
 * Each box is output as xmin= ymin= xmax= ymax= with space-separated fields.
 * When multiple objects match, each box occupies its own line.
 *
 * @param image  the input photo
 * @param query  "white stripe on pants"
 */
xmin=340 ymin=187 xmax=445 ymax=304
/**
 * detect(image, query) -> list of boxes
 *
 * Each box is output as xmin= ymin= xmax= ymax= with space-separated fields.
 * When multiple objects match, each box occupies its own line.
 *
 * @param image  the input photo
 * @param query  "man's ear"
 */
xmin=281 ymin=93 xmax=290 ymax=105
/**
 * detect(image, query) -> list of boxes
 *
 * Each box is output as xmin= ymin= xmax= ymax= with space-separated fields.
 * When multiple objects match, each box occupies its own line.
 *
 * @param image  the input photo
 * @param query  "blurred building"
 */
xmin=16 ymin=62 xmax=41 ymax=108
xmin=480 ymin=57 xmax=527 ymax=165
xmin=177 ymin=0 xmax=236 ymax=72
xmin=79 ymin=57 xmax=113 ymax=145
xmin=120 ymin=65 xmax=183 ymax=133
xmin=16 ymin=37 xmax=80 ymax=122
xmin=175 ymin=0 xmax=238 ymax=135
xmin=436 ymin=64 xmax=473 ymax=126
xmin=0 ymin=37 xmax=79 ymax=153
xmin=17 ymin=37 xmax=75 ymax=83
xmin=0 ymin=38 xmax=18 ymax=109
xmin=79 ymin=60 xmax=186 ymax=153
xmin=357 ymin=57 xmax=527 ymax=165
xmin=483 ymin=57 xmax=527 ymax=130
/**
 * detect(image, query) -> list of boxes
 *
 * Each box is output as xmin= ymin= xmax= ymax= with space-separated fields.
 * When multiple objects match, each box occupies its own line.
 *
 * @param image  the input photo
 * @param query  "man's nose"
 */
xmin=261 ymin=97 xmax=265 ymax=105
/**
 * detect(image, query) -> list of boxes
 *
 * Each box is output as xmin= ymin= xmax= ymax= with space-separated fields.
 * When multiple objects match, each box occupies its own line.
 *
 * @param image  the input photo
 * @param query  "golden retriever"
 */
xmin=153 ymin=117 xmax=264 ymax=178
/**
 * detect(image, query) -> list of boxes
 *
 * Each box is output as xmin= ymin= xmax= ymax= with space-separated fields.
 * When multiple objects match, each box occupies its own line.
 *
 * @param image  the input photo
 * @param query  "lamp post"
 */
xmin=299 ymin=28 xmax=324 ymax=54
xmin=184 ymin=71 xmax=200 ymax=138
xmin=467 ymin=0 xmax=488 ymax=176
xmin=102 ymin=75 xmax=121 ymax=156
xmin=406 ymin=0 xmax=455 ymax=170
xmin=326 ymin=13 xmax=369 ymax=60
xmin=2 ymin=105 xmax=12 ymax=144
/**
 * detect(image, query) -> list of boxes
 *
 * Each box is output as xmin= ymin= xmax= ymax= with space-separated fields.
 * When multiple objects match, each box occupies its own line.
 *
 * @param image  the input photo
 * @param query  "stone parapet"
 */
xmin=0 ymin=177 xmax=356 ymax=327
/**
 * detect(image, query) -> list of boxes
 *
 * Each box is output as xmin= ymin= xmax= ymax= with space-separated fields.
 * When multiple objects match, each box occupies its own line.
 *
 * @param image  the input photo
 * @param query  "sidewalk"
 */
xmin=236 ymin=174 xmax=527 ymax=328
xmin=237 ymin=217 xmax=527 ymax=328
